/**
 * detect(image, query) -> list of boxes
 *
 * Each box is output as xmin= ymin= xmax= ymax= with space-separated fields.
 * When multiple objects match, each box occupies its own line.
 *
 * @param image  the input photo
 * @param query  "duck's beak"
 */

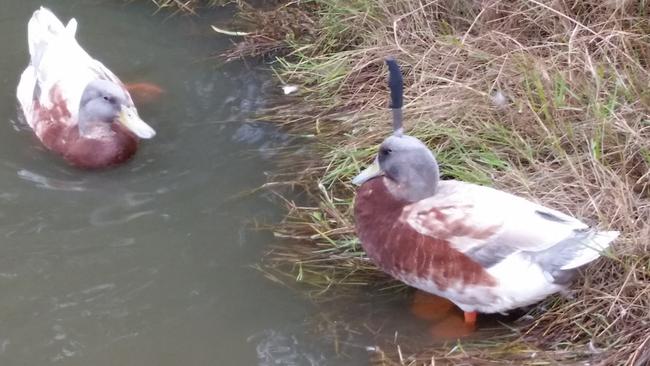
xmin=118 ymin=105 xmax=156 ymax=139
xmin=352 ymin=158 xmax=383 ymax=186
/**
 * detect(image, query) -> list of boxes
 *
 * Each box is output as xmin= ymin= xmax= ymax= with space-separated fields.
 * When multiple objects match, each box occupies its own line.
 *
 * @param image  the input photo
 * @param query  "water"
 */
xmin=0 ymin=1 xmax=338 ymax=364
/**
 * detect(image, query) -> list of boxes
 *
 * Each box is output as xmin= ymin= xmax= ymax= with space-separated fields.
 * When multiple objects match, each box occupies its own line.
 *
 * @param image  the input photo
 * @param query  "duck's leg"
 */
xmin=429 ymin=312 xmax=475 ymax=339
xmin=463 ymin=311 xmax=478 ymax=327
xmin=409 ymin=290 xmax=454 ymax=321
xmin=411 ymin=291 xmax=477 ymax=339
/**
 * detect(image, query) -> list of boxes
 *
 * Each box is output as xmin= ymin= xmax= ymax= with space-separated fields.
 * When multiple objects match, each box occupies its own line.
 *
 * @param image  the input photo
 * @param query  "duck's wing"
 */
xmin=17 ymin=64 xmax=38 ymax=128
xmin=18 ymin=8 xmax=86 ymax=125
xmin=17 ymin=7 xmax=72 ymax=126
xmin=402 ymin=180 xmax=618 ymax=274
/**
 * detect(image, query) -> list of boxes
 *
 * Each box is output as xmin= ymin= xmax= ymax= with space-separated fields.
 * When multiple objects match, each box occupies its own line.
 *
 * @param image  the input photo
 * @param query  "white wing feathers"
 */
xmin=403 ymin=180 xmax=617 ymax=270
xmin=559 ymin=230 xmax=618 ymax=270
xmin=27 ymin=7 xmax=66 ymax=60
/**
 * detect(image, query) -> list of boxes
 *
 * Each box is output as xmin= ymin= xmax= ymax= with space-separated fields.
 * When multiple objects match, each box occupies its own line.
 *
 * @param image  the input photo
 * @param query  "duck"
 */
xmin=16 ymin=7 xmax=156 ymax=169
xmin=352 ymin=58 xmax=619 ymax=328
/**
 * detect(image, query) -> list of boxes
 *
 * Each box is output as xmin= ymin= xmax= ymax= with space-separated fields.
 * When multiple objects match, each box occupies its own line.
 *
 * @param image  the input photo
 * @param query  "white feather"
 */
xmin=17 ymin=65 xmax=36 ymax=128
xmin=404 ymin=180 xmax=591 ymax=253
xmin=27 ymin=6 xmax=66 ymax=58
xmin=559 ymin=230 xmax=618 ymax=270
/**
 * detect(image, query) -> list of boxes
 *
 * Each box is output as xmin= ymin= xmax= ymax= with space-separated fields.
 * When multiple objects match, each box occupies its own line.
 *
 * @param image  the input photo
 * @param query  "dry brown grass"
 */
xmin=136 ymin=0 xmax=235 ymax=15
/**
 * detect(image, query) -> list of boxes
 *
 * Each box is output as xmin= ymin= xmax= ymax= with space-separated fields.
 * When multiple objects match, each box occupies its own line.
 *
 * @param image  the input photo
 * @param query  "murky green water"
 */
xmin=0 ymin=1 xmax=345 ymax=364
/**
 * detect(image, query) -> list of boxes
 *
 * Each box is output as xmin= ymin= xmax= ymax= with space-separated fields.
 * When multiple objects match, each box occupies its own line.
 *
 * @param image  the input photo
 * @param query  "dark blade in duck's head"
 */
xmin=385 ymin=57 xmax=403 ymax=136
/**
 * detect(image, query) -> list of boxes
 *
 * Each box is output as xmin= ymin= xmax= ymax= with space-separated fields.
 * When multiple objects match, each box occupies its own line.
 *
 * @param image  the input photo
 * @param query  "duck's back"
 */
xmin=17 ymin=7 xmax=124 ymax=131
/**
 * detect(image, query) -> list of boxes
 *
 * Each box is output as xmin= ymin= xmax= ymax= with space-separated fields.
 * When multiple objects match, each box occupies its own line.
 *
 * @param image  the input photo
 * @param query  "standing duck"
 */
xmin=352 ymin=58 xmax=619 ymax=328
xmin=16 ymin=7 xmax=155 ymax=169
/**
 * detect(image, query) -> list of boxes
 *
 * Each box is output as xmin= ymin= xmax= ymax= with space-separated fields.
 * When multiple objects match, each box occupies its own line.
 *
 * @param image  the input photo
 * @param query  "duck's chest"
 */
xmin=65 ymin=129 xmax=138 ymax=169
xmin=354 ymin=179 xmax=494 ymax=292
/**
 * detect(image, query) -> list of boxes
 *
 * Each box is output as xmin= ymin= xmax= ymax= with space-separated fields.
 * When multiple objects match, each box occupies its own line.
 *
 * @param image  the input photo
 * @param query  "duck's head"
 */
xmin=353 ymin=134 xmax=440 ymax=202
xmin=78 ymin=80 xmax=156 ymax=139
xmin=352 ymin=57 xmax=439 ymax=202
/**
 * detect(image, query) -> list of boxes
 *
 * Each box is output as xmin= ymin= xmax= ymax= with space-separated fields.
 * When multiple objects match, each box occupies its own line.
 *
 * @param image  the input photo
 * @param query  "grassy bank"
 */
xmin=141 ymin=0 xmax=224 ymax=13
xmin=147 ymin=0 xmax=650 ymax=364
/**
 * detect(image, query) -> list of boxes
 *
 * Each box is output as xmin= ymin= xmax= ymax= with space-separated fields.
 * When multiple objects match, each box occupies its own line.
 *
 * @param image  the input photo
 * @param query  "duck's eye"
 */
xmin=103 ymin=96 xmax=115 ymax=103
xmin=380 ymin=148 xmax=392 ymax=156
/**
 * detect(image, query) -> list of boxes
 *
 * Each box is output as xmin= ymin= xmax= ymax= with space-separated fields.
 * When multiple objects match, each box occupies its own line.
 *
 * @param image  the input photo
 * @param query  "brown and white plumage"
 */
xmin=16 ymin=7 xmax=155 ymax=169
xmin=352 ymin=59 xmax=618 ymax=318
xmin=355 ymin=166 xmax=618 ymax=314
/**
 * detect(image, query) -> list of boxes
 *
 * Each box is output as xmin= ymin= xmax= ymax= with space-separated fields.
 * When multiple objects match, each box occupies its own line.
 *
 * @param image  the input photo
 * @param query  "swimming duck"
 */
xmin=16 ymin=7 xmax=155 ymax=169
xmin=352 ymin=58 xmax=619 ymax=328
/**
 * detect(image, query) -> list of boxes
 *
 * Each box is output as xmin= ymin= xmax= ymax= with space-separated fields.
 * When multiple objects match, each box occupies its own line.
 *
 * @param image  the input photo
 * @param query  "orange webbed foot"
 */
xmin=464 ymin=311 xmax=478 ymax=328
xmin=408 ymin=291 xmax=478 ymax=340
xmin=409 ymin=290 xmax=455 ymax=321
xmin=428 ymin=311 xmax=477 ymax=339
xmin=125 ymin=82 xmax=165 ymax=105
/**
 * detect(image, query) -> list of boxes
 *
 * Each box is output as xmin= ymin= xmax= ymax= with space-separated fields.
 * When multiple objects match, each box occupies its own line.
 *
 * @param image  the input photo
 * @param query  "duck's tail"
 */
xmin=559 ymin=230 xmax=619 ymax=270
xmin=27 ymin=7 xmax=77 ymax=67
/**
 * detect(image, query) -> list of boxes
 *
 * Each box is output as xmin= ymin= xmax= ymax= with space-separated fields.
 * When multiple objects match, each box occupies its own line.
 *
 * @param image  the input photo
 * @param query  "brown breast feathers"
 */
xmin=63 ymin=125 xmax=138 ymax=169
xmin=354 ymin=177 xmax=496 ymax=290
xmin=33 ymin=85 xmax=138 ymax=169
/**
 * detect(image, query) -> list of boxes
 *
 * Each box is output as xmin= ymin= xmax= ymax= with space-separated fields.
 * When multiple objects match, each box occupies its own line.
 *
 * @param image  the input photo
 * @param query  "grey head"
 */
xmin=78 ymin=80 xmax=127 ymax=132
xmin=77 ymin=79 xmax=155 ymax=139
xmin=353 ymin=134 xmax=440 ymax=202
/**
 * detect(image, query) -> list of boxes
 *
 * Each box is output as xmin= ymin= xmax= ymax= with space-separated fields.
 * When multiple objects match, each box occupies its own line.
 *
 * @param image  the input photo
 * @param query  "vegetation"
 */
xmin=137 ymin=0 xmax=233 ymax=14
xmin=146 ymin=0 xmax=650 ymax=364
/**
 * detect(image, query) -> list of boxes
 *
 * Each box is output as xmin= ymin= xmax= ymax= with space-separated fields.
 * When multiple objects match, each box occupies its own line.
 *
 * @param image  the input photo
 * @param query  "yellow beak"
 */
xmin=119 ymin=105 xmax=156 ymax=139
xmin=352 ymin=158 xmax=383 ymax=186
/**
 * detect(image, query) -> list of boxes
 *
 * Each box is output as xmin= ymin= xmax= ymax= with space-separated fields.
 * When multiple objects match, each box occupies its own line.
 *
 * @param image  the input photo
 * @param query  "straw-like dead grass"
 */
xmin=225 ymin=0 xmax=650 ymax=364
xmin=136 ymin=0 xmax=234 ymax=15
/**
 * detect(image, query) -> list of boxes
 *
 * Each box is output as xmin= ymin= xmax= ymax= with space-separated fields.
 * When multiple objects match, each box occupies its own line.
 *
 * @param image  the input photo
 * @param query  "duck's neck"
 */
xmin=77 ymin=119 xmax=113 ymax=138
xmin=355 ymin=177 xmax=408 ymax=217
xmin=387 ymin=162 xmax=439 ymax=203
xmin=354 ymin=178 xmax=408 ymax=264
xmin=66 ymin=124 xmax=138 ymax=168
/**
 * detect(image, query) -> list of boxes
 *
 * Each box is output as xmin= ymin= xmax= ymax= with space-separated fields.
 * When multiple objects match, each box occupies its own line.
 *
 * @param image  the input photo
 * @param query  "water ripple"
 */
xmin=17 ymin=169 xmax=88 ymax=192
